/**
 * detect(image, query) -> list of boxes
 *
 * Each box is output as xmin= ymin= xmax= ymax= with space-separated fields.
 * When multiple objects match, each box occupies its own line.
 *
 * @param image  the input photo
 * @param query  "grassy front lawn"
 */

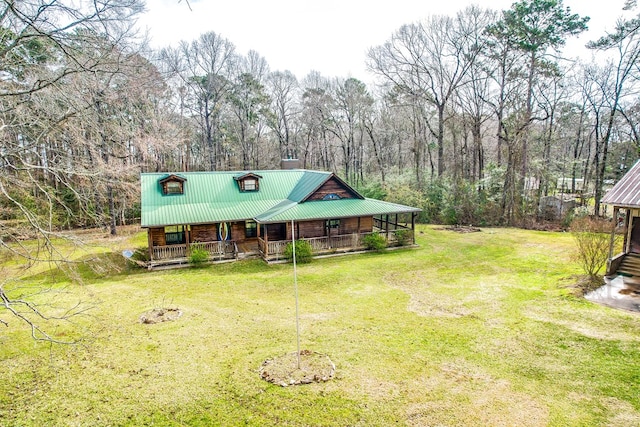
xmin=1 ymin=225 xmax=639 ymax=426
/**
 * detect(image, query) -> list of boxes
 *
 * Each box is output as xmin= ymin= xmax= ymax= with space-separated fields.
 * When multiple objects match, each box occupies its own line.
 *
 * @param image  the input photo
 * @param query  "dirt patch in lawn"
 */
xmin=140 ymin=308 xmax=182 ymax=324
xmin=435 ymin=225 xmax=482 ymax=233
xmin=259 ymin=350 xmax=335 ymax=387
xmin=406 ymin=362 xmax=549 ymax=426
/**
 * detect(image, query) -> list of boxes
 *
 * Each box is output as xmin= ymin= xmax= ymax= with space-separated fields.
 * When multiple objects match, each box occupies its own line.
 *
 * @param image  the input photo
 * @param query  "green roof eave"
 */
xmin=141 ymin=200 xmax=282 ymax=228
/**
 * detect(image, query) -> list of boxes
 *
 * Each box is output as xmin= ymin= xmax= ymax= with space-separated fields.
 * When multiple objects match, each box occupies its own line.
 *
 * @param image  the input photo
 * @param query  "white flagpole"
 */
xmin=292 ymin=219 xmax=301 ymax=369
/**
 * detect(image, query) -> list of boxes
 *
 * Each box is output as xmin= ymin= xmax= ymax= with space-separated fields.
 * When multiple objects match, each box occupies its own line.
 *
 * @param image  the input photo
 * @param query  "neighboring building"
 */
xmin=557 ymin=177 xmax=584 ymax=193
xmin=141 ymin=168 xmax=421 ymax=268
xmin=601 ymin=159 xmax=640 ymax=276
xmin=539 ymin=195 xmax=576 ymax=221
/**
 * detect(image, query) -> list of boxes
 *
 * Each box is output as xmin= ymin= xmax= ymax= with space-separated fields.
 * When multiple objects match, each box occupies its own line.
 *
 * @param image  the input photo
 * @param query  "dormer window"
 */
xmin=159 ymin=174 xmax=186 ymax=195
xmin=322 ymin=193 xmax=341 ymax=201
xmin=243 ymin=178 xmax=257 ymax=191
xmin=165 ymin=181 xmax=183 ymax=194
xmin=234 ymin=172 xmax=262 ymax=192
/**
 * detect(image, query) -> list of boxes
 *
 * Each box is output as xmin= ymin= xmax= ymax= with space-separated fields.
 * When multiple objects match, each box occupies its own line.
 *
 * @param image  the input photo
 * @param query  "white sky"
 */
xmin=138 ymin=0 xmax=636 ymax=80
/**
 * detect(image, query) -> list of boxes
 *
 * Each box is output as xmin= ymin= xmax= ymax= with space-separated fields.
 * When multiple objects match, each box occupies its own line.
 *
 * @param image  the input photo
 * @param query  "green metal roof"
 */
xmin=287 ymin=170 xmax=333 ymax=202
xmin=255 ymin=199 xmax=421 ymax=223
xmin=141 ymin=169 xmax=420 ymax=228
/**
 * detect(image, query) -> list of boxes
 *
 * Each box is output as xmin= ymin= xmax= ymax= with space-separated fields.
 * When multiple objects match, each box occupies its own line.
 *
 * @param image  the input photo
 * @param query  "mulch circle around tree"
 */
xmin=259 ymin=350 xmax=336 ymax=387
xmin=139 ymin=308 xmax=182 ymax=324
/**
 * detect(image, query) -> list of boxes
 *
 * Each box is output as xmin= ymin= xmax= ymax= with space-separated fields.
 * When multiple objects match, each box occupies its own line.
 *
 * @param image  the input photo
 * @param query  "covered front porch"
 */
xmin=149 ymin=240 xmax=239 ymax=268
xmin=257 ymin=214 xmax=416 ymax=261
xmin=146 ymin=214 xmax=417 ymax=268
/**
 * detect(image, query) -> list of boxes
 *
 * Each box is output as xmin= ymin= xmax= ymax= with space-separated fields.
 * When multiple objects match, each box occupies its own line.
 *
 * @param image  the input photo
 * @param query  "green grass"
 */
xmin=1 ymin=225 xmax=639 ymax=426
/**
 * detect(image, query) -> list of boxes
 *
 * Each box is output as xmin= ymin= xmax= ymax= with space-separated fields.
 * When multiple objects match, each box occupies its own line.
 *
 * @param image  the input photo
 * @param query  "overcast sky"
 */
xmin=138 ymin=0 xmax=635 ymax=80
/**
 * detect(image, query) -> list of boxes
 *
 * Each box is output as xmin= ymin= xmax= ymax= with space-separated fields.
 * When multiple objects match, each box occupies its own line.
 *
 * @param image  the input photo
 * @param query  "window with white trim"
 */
xmin=243 ymin=179 xmax=257 ymax=191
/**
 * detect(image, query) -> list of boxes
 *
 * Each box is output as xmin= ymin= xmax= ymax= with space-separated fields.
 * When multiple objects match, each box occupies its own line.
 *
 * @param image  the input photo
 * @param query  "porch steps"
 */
xmin=236 ymin=251 xmax=260 ymax=260
xmin=616 ymin=254 xmax=640 ymax=277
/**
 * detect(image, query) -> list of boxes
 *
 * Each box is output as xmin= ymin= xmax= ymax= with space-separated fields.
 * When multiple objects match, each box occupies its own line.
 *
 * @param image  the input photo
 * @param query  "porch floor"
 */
xmin=236 ymin=242 xmax=260 ymax=260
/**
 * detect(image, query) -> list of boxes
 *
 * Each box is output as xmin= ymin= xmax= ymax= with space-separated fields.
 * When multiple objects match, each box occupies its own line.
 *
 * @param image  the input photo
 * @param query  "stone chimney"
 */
xmin=280 ymin=158 xmax=301 ymax=169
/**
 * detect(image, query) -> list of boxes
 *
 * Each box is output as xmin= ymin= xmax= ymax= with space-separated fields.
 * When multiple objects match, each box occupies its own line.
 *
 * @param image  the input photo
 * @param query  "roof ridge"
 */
xmin=254 ymin=199 xmax=297 ymax=222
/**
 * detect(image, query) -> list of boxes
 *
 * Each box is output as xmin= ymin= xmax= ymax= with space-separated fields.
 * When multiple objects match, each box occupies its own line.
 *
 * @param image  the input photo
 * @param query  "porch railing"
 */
xmin=152 ymin=240 xmax=236 ymax=261
xmin=152 ymin=243 xmax=187 ymax=260
xmin=257 ymin=228 xmax=414 ymax=260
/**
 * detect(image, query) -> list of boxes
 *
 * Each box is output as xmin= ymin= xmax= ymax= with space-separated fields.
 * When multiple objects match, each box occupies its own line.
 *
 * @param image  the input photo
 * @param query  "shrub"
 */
xmin=395 ymin=229 xmax=412 ymax=246
xmin=363 ymin=232 xmax=387 ymax=251
xmin=284 ymin=240 xmax=313 ymax=263
xmin=570 ymin=215 xmax=612 ymax=278
xmin=422 ymin=180 xmax=446 ymax=223
xmin=188 ymin=243 xmax=209 ymax=265
xmin=384 ymin=184 xmax=429 ymax=223
xmin=358 ymin=182 xmax=387 ymax=200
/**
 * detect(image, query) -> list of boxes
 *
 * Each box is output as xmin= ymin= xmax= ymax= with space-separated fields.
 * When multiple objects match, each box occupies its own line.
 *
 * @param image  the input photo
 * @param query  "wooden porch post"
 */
xmin=625 ymin=209 xmax=633 ymax=254
xmin=607 ymin=207 xmax=618 ymax=274
xmin=185 ymin=224 xmax=191 ymax=255
xmin=385 ymin=214 xmax=390 ymax=240
xmin=412 ymin=213 xmax=417 ymax=244
xmin=147 ymin=230 xmax=154 ymax=261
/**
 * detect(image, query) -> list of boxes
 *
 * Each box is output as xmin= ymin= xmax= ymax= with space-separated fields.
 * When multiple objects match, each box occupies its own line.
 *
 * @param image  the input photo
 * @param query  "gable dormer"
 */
xmin=303 ymin=174 xmax=363 ymax=202
xmin=234 ymin=172 xmax=262 ymax=192
xmin=158 ymin=174 xmax=187 ymax=195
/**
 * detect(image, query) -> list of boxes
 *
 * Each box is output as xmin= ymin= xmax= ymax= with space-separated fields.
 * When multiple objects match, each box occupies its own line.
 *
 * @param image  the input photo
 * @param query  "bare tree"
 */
xmin=159 ymin=32 xmax=237 ymax=171
xmin=587 ymin=10 xmax=640 ymax=215
xmin=326 ymin=78 xmax=373 ymax=185
xmin=368 ymin=8 xmax=485 ymax=181
xmin=452 ymin=7 xmax=496 ymax=184
xmin=226 ymin=52 xmax=271 ymax=169
xmin=486 ymin=0 xmax=588 ymax=223
xmin=265 ymin=70 xmax=301 ymax=160
xmin=0 ymin=0 xmax=145 ymax=340
xmin=299 ymin=72 xmax=335 ymax=171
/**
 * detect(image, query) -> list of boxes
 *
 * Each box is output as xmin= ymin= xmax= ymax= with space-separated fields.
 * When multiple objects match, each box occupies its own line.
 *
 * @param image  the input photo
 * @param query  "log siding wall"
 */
xmin=150 ymin=227 xmax=166 ymax=246
xmin=289 ymin=216 xmax=373 ymax=239
xmin=191 ymin=224 xmax=217 ymax=242
xmin=306 ymin=178 xmax=358 ymax=201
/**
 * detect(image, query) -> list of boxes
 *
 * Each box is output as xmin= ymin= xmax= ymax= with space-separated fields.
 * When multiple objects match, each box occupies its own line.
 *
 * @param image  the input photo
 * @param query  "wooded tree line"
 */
xmin=2 ymin=0 xmax=640 ymax=241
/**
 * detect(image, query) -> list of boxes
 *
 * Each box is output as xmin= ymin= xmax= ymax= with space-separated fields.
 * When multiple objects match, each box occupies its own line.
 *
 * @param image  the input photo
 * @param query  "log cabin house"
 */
xmin=141 ymin=168 xmax=421 ymax=268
